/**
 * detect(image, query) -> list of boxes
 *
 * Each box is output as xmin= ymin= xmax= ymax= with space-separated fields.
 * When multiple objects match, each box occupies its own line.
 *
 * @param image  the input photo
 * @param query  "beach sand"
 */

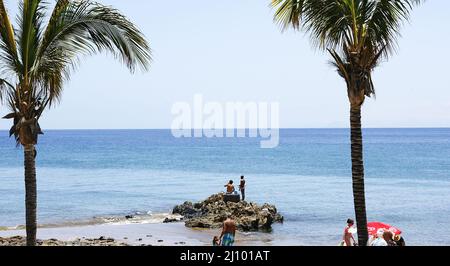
xmin=0 ymin=222 xmax=297 ymax=246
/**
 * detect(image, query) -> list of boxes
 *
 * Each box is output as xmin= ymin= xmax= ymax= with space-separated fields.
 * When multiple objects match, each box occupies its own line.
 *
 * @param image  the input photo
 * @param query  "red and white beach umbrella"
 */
xmin=367 ymin=222 xmax=402 ymax=236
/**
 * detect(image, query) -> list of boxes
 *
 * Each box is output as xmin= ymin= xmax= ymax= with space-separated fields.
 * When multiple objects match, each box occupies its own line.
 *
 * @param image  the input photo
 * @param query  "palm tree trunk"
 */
xmin=24 ymin=144 xmax=37 ymax=246
xmin=350 ymin=106 xmax=369 ymax=246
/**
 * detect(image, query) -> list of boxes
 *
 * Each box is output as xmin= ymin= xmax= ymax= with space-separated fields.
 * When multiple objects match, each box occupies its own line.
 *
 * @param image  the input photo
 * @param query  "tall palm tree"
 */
xmin=0 ymin=0 xmax=151 ymax=246
xmin=271 ymin=0 xmax=422 ymax=245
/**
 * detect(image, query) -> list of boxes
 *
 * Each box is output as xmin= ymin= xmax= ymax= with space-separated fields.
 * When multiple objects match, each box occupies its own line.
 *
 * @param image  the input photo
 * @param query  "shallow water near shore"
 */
xmin=0 ymin=223 xmax=299 ymax=246
xmin=0 ymin=129 xmax=449 ymax=245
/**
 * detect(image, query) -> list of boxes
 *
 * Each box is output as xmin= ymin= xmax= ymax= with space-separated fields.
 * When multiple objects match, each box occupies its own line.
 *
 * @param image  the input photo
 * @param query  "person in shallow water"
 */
xmin=369 ymin=229 xmax=388 ymax=246
xmin=224 ymin=180 xmax=235 ymax=194
xmin=239 ymin=176 xmax=246 ymax=201
xmin=220 ymin=214 xmax=236 ymax=246
xmin=212 ymin=236 xmax=220 ymax=246
xmin=342 ymin=219 xmax=356 ymax=246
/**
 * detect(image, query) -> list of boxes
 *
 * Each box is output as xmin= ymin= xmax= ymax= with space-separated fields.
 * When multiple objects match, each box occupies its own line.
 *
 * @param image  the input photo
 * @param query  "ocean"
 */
xmin=0 ymin=128 xmax=449 ymax=245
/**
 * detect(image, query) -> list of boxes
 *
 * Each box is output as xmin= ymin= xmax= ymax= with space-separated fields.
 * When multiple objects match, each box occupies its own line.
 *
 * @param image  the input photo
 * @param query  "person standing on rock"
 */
xmin=239 ymin=176 xmax=246 ymax=201
xmin=220 ymin=215 xmax=236 ymax=246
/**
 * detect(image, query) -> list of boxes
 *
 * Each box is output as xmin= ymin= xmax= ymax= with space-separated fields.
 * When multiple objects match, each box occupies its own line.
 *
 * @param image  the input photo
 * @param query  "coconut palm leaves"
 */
xmin=0 ymin=0 xmax=151 ymax=144
xmin=271 ymin=0 xmax=423 ymax=100
xmin=272 ymin=0 xmax=422 ymax=52
xmin=0 ymin=1 xmax=19 ymax=75
xmin=34 ymin=0 xmax=151 ymax=104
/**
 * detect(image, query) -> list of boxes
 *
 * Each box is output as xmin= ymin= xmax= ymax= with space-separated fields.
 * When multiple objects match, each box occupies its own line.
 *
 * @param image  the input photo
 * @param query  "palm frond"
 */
xmin=17 ymin=0 xmax=47 ymax=78
xmin=272 ymin=0 xmax=423 ymax=54
xmin=0 ymin=77 xmax=14 ymax=101
xmin=328 ymin=48 xmax=350 ymax=81
xmin=303 ymin=0 xmax=353 ymax=50
xmin=32 ymin=0 xmax=152 ymax=105
xmin=271 ymin=0 xmax=306 ymax=31
xmin=366 ymin=0 xmax=424 ymax=56
xmin=0 ymin=0 xmax=20 ymax=75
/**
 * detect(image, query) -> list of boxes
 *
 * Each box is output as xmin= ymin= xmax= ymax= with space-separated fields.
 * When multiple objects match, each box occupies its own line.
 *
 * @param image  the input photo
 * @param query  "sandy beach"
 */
xmin=0 ymin=222 xmax=298 ymax=246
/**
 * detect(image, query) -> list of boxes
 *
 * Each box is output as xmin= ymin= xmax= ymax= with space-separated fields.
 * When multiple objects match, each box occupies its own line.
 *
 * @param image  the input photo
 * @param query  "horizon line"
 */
xmin=1 ymin=127 xmax=450 ymax=131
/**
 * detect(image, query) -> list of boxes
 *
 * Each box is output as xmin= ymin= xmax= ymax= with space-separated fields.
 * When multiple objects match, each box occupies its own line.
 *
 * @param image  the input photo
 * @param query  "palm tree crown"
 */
xmin=1 ymin=0 xmax=151 ymax=144
xmin=272 ymin=0 xmax=422 ymax=105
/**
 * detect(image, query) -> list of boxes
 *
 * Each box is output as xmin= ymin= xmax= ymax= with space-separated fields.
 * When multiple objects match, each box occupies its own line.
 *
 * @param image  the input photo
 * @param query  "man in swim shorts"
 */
xmin=220 ymin=215 xmax=236 ymax=246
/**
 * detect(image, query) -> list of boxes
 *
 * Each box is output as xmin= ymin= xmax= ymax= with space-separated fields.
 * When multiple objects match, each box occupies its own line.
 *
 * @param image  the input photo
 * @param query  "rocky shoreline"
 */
xmin=172 ymin=193 xmax=283 ymax=231
xmin=0 ymin=236 xmax=128 ymax=246
xmin=0 ymin=194 xmax=284 ymax=246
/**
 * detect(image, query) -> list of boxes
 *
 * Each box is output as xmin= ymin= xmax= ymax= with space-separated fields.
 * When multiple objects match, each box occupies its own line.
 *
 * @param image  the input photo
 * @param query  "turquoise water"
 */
xmin=0 ymin=129 xmax=449 ymax=245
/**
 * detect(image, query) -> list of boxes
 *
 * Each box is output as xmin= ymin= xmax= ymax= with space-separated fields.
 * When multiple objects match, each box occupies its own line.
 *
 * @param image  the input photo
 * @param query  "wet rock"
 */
xmin=185 ymin=218 xmax=220 ymax=228
xmin=172 ymin=201 xmax=202 ymax=219
xmin=163 ymin=215 xmax=183 ymax=223
xmin=172 ymin=193 xmax=283 ymax=232
xmin=0 ymin=236 xmax=128 ymax=246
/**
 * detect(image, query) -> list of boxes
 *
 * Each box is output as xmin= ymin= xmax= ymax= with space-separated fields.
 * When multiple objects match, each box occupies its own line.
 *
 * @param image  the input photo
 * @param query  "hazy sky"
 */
xmin=0 ymin=0 xmax=449 ymax=129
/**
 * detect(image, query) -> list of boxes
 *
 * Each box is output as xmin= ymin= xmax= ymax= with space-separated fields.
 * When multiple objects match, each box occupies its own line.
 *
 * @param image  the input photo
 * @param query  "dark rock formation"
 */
xmin=172 ymin=193 xmax=283 ymax=231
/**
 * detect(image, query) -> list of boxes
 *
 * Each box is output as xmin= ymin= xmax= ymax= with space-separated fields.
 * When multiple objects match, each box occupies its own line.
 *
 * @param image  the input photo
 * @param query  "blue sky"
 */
xmin=0 ymin=0 xmax=449 ymax=129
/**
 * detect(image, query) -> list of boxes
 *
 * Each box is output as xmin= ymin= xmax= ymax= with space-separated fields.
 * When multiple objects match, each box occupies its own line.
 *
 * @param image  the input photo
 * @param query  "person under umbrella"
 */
xmin=369 ymin=229 xmax=388 ymax=246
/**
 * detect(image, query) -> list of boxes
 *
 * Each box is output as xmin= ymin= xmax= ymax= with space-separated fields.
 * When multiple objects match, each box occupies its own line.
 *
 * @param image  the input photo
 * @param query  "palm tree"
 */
xmin=0 ymin=0 xmax=151 ymax=246
xmin=271 ymin=0 xmax=422 ymax=245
